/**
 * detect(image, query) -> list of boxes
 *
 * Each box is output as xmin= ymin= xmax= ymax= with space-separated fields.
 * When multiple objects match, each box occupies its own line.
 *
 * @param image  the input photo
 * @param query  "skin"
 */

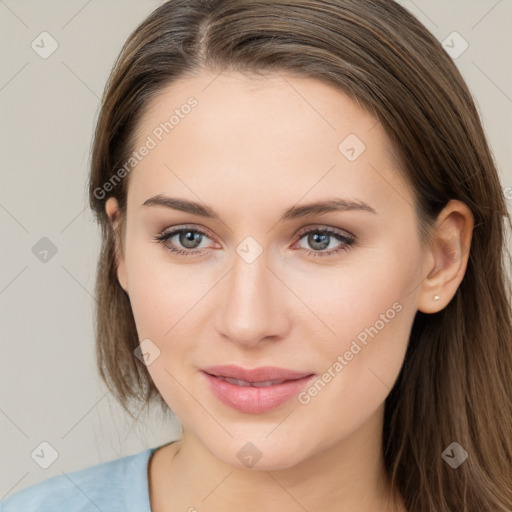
xmin=105 ymin=69 xmax=474 ymax=512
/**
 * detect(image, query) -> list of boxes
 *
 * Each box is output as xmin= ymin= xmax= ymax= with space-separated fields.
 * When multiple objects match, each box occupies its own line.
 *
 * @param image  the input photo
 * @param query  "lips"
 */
xmin=201 ymin=364 xmax=314 ymax=384
xmin=201 ymin=365 xmax=316 ymax=413
xmin=214 ymin=376 xmax=287 ymax=387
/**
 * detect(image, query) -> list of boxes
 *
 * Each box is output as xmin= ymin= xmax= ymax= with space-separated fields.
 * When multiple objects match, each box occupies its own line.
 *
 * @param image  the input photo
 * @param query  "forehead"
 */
xmin=137 ymin=69 xmax=379 ymax=144
xmin=127 ymin=69 xmax=412 ymax=219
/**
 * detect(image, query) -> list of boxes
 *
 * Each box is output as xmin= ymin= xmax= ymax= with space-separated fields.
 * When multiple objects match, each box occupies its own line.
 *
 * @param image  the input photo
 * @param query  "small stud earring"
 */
xmin=434 ymin=295 xmax=440 ymax=301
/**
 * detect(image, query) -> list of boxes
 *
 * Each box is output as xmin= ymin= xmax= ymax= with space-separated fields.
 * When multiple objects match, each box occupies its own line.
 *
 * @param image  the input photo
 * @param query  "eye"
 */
xmin=152 ymin=226 xmax=215 ymax=257
xmin=153 ymin=225 xmax=356 ymax=258
xmin=294 ymin=227 xmax=356 ymax=257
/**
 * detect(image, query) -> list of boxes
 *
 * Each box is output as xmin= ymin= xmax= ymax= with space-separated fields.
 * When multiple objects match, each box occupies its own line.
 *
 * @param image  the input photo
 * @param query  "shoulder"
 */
xmin=0 ymin=448 xmax=155 ymax=512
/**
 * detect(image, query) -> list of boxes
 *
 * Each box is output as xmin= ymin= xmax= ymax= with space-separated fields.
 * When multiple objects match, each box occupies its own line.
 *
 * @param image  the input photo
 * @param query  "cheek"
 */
xmin=293 ymin=243 xmax=417 ymax=349
xmin=294 ymin=246 xmax=419 ymax=402
xmin=125 ymin=256 xmax=204 ymax=413
xmin=293 ymin=277 xmax=416 ymax=450
xmin=300 ymin=302 xmax=414 ymax=448
xmin=124 ymin=242 xmax=206 ymax=340
xmin=124 ymin=248 xmax=220 ymax=403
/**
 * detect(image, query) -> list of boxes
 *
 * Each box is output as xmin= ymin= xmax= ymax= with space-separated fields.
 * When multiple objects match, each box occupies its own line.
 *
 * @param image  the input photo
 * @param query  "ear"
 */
xmin=105 ymin=197 xmax=129 ymax=294
xmin=417 ymin=199 xmax=474 ymax=314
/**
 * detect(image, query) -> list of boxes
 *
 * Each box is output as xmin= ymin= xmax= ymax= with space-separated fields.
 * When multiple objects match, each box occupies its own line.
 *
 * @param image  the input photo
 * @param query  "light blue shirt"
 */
xmin=0 ymin=447 xmax=157 ymax=511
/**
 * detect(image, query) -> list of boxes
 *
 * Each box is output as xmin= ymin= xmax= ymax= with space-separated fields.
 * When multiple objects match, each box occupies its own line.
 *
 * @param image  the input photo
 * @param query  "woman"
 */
xmin=2 ymin=0 xmax=511 ymax=511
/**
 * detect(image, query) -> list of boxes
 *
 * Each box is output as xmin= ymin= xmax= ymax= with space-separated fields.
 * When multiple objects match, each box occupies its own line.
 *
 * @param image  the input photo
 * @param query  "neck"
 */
xmin=149 ymin=405 xmax=405 ymax=512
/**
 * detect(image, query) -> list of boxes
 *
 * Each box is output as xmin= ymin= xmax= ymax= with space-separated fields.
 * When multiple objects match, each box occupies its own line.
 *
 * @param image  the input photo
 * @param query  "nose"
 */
xmin=214 ymin=247 xmax=291 ymax=348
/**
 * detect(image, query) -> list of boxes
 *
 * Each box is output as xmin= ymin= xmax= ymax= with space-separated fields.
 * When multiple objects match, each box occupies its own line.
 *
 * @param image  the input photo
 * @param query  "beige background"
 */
xmin=1 ymin=0 xmax=511 ymax=497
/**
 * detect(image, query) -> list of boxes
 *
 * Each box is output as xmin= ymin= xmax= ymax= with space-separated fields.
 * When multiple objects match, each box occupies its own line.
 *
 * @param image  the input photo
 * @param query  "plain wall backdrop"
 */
xmin=1 ymin=0 xmax=511 ymax=498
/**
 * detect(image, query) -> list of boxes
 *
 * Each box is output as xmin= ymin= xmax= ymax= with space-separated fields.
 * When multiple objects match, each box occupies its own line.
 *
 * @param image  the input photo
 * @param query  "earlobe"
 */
xmin=417 ymin=200 xmax=474 ymax=314
xmin=105 ymin=197 xmax=129 ymax=294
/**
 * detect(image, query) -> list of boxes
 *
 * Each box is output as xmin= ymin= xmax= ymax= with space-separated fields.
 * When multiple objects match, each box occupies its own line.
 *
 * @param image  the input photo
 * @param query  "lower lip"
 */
xmin=202 ymin=371 xmax=316 ymax=413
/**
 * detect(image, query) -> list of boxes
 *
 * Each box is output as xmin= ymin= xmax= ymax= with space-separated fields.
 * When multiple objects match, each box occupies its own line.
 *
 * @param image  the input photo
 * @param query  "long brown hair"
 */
xmin=88 ymin=1 xmax=512 ymax=510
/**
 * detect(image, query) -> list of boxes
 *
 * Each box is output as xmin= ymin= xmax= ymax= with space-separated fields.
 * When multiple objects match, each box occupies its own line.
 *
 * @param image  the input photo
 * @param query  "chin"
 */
xmin=212 ymin=436 xmax=310 ymax=472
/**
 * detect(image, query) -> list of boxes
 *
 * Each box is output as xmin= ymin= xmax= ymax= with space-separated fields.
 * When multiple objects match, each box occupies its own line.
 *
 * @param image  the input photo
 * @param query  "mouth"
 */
xmin=201 ymin=365 xmax=316 ymax=413
xmin=206 ymin=375 xmax=296 ymax=387
xmin=201 ymin=364 xmax=314 ymax=383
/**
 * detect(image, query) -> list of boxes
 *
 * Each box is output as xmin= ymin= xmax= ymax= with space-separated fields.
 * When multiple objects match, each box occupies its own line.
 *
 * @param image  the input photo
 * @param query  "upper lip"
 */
xmin=201 ymin=365 xmax=315 ymax=383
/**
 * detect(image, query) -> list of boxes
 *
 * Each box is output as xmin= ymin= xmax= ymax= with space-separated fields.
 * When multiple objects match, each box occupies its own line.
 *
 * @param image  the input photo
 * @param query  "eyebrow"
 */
xmin=141 ymin=194 xmax=377 ymax=222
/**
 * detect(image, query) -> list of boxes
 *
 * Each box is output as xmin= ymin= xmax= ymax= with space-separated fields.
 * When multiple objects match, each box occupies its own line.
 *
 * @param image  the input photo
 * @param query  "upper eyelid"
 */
xmin=160 ymin=225 xmax=216 ymax=242
xmin=295 ymin=225 xmax=355 ymax=239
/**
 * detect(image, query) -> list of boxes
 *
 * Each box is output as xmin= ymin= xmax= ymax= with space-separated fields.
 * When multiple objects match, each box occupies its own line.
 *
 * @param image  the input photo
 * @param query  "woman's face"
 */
xmin=107 ymin=69 xmax=431 ymax=470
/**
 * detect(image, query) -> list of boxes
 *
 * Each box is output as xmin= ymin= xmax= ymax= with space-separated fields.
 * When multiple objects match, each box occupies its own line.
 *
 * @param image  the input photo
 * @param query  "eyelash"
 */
xmin=152 ymin=225 xmax=356 ymax=258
